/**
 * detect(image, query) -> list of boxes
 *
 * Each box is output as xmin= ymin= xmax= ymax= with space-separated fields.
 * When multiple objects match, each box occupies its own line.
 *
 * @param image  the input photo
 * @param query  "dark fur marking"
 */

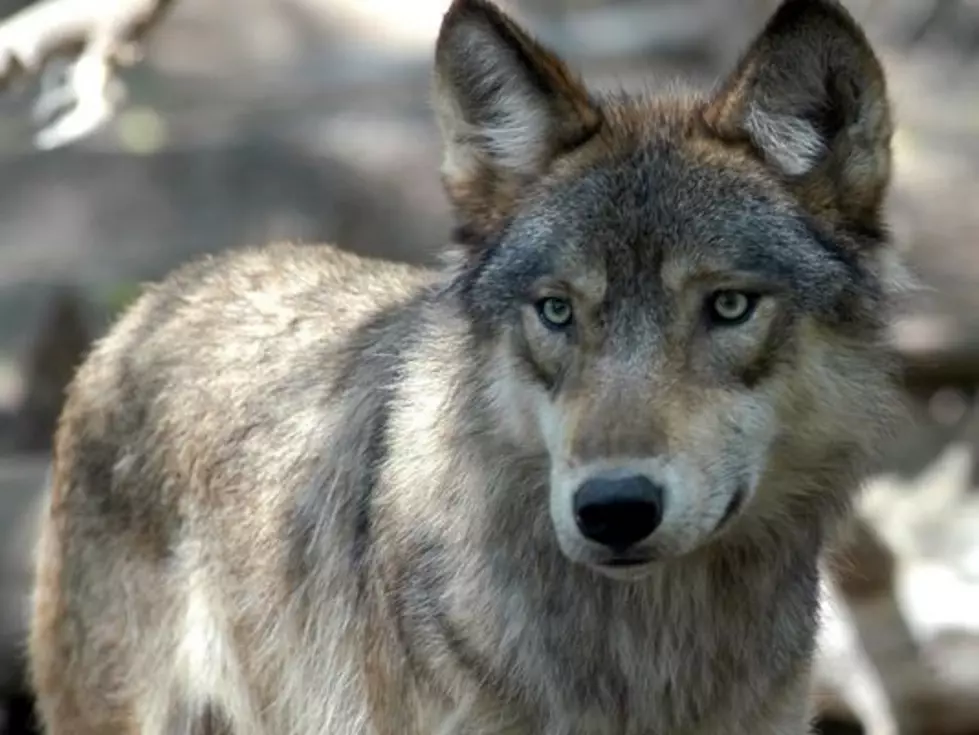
xmin=288 ymin=299 xmax=425 ymax=603
xmin=740 ymin=309 xmax=797 ymax=388
xmin=512 ymin=327 xmax=556 ymax=392
xmin=452 ymin=220 xmax=510 ymax=320
xmin=800 ymin=217 xmax=863 ymax=272
xmin=761 ymin=0 xmax=862 ymax=47
xmin=341 ymin=310 xmax=420 ymax=602
xmin=455 ymin=222 xmax=554 ymax=333
xmin=351 ymin=405 xmax=390 ymax=602
xmin=716 ymin=488 xmax=746 ymax=531
xmin=390 ymin=539 xmax=518 ymax=704
xmin=450 ymin=223 xmax=495 ymax=250
xmin=190 ymin=703 xmax=234 ymax=735
xmin=383 ymin=540 xmax=444 ymax=693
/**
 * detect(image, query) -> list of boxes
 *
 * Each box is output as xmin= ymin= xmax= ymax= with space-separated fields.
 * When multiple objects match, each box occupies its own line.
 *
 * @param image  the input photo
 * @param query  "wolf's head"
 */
xmin=433 ymin=0 xmax=907 ymax=579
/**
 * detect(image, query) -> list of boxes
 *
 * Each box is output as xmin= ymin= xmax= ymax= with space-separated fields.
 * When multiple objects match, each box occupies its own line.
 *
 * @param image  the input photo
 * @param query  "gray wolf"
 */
xmin=27 ymin=0 xmax=908 ymax=732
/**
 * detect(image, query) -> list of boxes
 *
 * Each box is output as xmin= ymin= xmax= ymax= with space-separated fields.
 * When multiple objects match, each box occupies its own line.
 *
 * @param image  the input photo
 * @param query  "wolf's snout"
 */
xmin=573 ymin=474 xmax=664 ymax=551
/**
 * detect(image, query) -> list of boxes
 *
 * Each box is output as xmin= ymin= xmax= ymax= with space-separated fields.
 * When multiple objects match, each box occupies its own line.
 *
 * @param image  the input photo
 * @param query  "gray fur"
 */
xmin=28 ymin=1 xmax=907 ymax=734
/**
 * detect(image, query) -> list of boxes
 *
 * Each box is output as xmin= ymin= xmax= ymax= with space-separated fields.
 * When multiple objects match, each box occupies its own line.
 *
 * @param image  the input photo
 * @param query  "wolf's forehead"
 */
xmin=535 ymin=145 xmax=848 ymax=295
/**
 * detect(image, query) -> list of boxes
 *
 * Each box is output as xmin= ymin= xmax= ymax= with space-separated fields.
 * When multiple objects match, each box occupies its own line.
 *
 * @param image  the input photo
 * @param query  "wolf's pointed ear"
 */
xmin=433 ymin=0 xmax=602 ymax=243
xmin=703 ymin=0 xmax=892 ymax=233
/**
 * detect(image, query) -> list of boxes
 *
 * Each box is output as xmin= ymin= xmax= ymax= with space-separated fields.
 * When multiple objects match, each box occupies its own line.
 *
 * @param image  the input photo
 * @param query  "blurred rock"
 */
xmin=0 ymin=455 xmax=48 ymax=734
xmin=11 ymin=288 xmax=89 ymax=453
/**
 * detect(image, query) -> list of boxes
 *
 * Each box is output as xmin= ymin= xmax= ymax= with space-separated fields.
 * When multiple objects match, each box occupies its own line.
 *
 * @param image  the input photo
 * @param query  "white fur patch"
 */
xmin=173 ymin=554 xmax=261 ymax=734
xmin=744 ymin=104 xmax=826 ymax=177
xmin=477 ymin=102 xmax=550 ymax=170
xmin=450 ymin=24 xmax=552 ymax=174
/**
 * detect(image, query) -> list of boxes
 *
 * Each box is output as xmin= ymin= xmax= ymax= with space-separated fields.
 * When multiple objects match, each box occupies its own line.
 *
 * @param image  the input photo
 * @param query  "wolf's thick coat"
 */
xmin=28 ymin=1 xmax=906 ymax=733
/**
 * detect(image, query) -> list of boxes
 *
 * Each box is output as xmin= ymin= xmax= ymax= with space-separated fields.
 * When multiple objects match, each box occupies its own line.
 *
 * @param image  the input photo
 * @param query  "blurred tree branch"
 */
xmin=0 ymin=0 xmax=176 ymax=148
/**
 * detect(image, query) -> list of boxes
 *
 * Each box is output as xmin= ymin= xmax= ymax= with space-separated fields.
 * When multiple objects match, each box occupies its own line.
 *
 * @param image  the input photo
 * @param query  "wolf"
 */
xmin=27 ymin=0 xmax=909 ymax=733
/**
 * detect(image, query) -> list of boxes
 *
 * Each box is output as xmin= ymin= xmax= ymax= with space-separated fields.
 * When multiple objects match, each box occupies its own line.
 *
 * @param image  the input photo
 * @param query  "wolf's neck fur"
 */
xmin=367 ymin=298 xmax=828 ymax=732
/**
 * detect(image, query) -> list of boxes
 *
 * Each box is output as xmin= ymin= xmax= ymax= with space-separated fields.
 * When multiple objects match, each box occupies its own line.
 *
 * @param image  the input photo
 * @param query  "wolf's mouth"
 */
xmin=716 ymin=488 xmax=746 ymax=531
xmin=603 ymin=557 xmax=650 ymax=568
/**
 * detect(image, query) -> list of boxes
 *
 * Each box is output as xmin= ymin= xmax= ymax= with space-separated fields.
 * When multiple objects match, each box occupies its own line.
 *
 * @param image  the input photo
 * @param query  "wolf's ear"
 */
xmin=703 ymin=0 xmax=892 ymax=232
xmin=433 ymin=0 xmax=602 ymax=243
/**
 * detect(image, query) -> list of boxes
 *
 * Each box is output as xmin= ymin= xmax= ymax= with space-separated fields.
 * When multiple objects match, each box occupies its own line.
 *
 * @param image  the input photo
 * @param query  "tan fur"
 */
xmin=28 ymin=2 xmax=908 ymax=734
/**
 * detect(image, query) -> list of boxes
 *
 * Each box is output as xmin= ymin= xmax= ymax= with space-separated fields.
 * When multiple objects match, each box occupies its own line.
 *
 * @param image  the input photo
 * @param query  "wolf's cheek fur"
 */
xmin=516 ymin=305 xmax=573 ymax=389
xmin=694 ymin=294 xmax=795 ymax=388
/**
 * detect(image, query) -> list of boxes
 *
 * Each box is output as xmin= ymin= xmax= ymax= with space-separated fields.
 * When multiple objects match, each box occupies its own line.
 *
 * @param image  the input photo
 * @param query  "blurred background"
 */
xmin=0 ymin=0 xmax=977 ymax=733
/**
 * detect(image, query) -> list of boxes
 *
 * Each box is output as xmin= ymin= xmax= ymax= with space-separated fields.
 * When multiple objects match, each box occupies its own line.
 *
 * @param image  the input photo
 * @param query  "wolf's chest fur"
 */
xmin=383 ymin=494 xmax=821 ymax=734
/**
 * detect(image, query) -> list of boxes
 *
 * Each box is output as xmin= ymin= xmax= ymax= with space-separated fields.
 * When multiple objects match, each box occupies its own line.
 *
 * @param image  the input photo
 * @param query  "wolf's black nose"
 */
xmin=573 ymin=474 xmax=664 ymax=551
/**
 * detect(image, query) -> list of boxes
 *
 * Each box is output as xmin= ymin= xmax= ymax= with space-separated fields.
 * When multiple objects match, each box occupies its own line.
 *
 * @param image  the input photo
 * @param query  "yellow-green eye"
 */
xmin=708 ymin=290 xmax=759 ymax=326
xmin=536 ymin=297 xmax=574 ymax=330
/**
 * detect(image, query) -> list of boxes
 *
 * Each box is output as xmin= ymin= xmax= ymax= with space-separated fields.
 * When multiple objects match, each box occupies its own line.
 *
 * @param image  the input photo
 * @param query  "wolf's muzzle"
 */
xmin=573 ymin=472 xmax=665 ymax=551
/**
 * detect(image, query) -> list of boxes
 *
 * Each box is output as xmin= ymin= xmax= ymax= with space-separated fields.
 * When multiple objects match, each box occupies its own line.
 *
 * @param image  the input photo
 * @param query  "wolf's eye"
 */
xmin=707 ymin=290 xmax=759 ymax=326
xmin=536 ymin=297 xmax=574 ymax=330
